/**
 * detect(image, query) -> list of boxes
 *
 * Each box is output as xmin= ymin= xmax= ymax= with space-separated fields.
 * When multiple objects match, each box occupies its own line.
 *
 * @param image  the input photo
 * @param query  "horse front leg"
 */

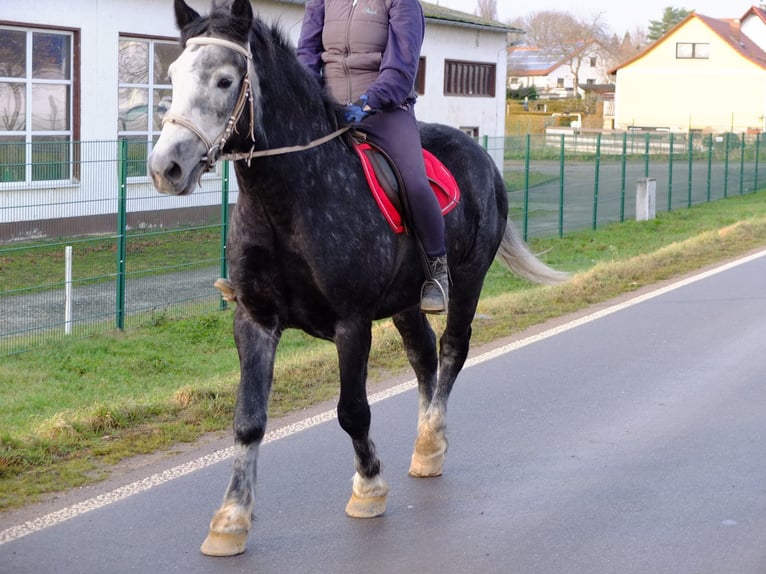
xmin=200 ymin=308 xmax=280 ymax=557
xmin=335 ymin=319 xmax=389 ymax=518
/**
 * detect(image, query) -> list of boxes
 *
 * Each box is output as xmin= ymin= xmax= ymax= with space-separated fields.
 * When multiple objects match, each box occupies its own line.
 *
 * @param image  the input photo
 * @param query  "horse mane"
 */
xmin=178 ymin=5 xmax=344 ymax=132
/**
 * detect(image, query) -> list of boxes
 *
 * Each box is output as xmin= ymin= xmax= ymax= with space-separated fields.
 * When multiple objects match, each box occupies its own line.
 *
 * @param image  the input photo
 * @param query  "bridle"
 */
xmin=161 ymin=35 xmax=349 ymax=170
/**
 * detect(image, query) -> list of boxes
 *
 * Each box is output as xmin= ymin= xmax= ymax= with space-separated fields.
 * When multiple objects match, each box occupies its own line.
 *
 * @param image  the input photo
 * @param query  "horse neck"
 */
xmin=230 ymin=27 xmax=350 ymax=211
xmin=248 ymin=30 xmax=337 ymax=150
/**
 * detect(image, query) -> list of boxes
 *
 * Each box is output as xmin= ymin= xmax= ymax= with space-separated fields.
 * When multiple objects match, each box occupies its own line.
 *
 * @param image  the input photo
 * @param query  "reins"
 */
xmin=162 ymin=35 xmax=350 ymax=169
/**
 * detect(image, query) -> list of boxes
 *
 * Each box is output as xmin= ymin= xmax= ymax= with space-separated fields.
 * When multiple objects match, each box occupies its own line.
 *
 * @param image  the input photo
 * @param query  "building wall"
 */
xmin=614 ymin=17 xmax=766 ymax=132
xmin=1 ymin=0 xmax=509 ymax=224
xmin=418 ymin=23 xmax=507 ymax=144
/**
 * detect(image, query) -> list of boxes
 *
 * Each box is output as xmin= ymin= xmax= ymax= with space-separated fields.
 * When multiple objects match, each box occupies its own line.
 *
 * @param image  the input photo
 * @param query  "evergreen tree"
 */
xmin=648 ymin=7 xmax=692 ymax=42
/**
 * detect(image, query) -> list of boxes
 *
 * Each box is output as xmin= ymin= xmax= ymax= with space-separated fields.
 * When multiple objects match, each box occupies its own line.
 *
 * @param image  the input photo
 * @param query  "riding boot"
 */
xmin=420 ymin=254 xmax=449 ymax=314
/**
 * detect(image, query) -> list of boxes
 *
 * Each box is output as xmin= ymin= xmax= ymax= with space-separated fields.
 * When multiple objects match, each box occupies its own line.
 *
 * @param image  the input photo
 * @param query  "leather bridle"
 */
xmin=162 ymin=36 xmax=257 ymax=171
xmin=161 ymin=35 xmax=350 ymax=169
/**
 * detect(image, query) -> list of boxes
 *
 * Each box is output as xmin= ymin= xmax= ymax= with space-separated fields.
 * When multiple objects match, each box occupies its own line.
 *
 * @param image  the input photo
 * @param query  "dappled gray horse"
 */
xmin=148 ymin=0 xmax=567 ymax=557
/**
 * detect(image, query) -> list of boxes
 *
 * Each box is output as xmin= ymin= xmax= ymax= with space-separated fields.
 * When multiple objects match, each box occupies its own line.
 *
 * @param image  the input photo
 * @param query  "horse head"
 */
xmin=148 ymin=0 xmax=258 ymax=195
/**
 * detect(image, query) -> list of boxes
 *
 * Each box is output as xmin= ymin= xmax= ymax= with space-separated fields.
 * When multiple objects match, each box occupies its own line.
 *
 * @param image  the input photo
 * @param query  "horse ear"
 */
xmin=231 ymin=0 xmax=254 ymax=30
xmin=174 ymin=0 xmax=201 ymax=30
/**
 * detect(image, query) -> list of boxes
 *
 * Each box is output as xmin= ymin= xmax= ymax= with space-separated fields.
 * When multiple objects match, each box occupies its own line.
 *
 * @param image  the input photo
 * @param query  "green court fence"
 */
xmin=1 ymin=131 xmax=763 ymax=355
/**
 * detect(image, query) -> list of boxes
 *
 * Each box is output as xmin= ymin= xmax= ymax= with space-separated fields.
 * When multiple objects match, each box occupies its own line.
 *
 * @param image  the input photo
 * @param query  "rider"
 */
xmin=297 ymin=0 xmax=449 ymax=314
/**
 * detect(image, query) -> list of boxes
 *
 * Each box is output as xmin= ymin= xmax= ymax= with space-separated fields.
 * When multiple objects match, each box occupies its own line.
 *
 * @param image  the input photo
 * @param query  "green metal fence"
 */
xmin=491 ymin=131 xmax=763 ymax=240
xmin=1 ymin=131 xmax=763 ymax=355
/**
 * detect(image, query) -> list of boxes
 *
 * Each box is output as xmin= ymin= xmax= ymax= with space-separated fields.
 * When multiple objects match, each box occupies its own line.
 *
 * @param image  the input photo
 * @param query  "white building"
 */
xmin=0 ymin=0 xmax=515 ymax=233
xmin=507 ymin=42 xmax=613 ymax=99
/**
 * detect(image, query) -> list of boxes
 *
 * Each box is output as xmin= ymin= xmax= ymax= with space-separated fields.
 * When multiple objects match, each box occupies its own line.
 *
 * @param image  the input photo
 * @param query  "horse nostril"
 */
xmin=165 ymin=161 xmax=183 ymax=183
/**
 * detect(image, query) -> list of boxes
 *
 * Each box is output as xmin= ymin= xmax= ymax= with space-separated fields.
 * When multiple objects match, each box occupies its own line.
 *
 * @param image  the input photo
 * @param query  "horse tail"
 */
xmin=495 ymin=221 xmax=570 ymax=285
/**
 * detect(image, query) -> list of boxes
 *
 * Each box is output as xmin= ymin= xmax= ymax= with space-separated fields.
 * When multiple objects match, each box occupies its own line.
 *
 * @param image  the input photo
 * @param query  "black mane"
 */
xmin=178 ymin=6 xmax=344 ymax=133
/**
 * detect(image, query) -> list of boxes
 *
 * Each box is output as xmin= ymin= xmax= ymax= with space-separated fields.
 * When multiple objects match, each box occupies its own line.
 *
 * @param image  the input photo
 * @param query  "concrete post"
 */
xmin=636 ymin=178 xmax=656 ymax=221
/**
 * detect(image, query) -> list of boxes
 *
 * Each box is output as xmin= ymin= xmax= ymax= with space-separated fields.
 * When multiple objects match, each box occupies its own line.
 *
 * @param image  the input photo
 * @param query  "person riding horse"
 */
xmin=297 ymin=0 xmax=449 ymax=314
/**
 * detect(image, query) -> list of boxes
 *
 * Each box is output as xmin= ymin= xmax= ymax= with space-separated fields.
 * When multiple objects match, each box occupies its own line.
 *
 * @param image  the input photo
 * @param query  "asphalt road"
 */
xmin=2 ymin=250 xmax=766 ymax=573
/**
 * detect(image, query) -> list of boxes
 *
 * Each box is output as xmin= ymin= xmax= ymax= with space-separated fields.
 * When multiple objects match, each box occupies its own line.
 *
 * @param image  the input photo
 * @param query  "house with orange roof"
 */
xmin=610 ymin=6 xmax=766 ymax=133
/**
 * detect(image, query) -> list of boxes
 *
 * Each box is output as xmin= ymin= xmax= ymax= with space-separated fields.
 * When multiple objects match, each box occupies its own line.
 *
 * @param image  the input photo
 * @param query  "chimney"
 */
xmin=732 ymin=18 xmax=741 ymax=44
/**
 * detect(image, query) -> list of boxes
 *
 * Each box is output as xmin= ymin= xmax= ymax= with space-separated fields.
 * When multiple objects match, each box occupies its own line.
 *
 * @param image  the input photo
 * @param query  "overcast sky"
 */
xmin=433 ymin=0 xmax=749 ymax=35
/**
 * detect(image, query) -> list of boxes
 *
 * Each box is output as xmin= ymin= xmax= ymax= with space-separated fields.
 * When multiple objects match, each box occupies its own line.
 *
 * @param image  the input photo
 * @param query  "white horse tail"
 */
xmin=495 ymin=221 xmax=570 ymax=285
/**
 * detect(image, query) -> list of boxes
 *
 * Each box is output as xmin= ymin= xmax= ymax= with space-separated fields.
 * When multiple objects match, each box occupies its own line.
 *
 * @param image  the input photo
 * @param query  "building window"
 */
xmin=556 ymin=77 xmax=564 ymax=88
xmin=443 ymin=60 xmax=495 ymax=97
xmin=0 ymin=25 xmax=75 ymax=184
xmin=118 ymin=36 xmax=181 ymax=177
xmin=415 ymin=57 xmax=426 ymax=95
xmin=676 ymin=42 xmax=710 ymax=59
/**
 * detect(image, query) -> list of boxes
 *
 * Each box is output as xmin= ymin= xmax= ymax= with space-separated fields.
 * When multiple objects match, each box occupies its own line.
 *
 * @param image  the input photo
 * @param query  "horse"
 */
xmin=148 ymin=0 xmax=567 ymax=557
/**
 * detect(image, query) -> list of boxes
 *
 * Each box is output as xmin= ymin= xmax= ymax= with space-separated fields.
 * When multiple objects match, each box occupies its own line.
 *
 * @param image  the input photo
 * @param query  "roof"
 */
xmin=507 ymin=43 xmax=593 ymax=77
xmin=420 ymin=1 xmax=522 ymax=34
xmin=609 ymin=11 xmax=766 ymax=73
xmin=279 ymin=0 xmax=522 ymax=34
xmin=740 ymin=5 xmax=766 ymax=24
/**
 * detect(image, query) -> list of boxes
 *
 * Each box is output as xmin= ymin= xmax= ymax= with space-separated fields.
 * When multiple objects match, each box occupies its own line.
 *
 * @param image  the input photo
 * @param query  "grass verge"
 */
xmin=2 ymin=190 xmax=766 ymax=512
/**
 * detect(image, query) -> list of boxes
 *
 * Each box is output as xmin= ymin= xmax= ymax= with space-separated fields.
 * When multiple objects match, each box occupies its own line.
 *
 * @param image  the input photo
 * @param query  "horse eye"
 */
xmin=217 ymin=77 xmax=233 ymax=89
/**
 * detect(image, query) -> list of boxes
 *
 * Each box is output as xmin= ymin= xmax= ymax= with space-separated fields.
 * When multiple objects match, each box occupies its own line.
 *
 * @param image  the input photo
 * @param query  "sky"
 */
xmin=433 ymin=0 xmax=752 ymax=36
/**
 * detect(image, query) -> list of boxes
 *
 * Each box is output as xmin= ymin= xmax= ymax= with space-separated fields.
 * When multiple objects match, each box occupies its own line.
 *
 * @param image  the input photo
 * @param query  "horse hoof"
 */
xmin=345 ymin=472 xmax=388 ymax=518
xmin=200 ymin=501 xmax=251 ymax=556
xmin=408 ymin=451 xmax=444 ymax=477
xmin=200 ymin=529 xmax=248 ymax=556
xmin=408 ymin=423 xmax=447 ymax=477
xmin=345 ymin=493 xmax=387 ymax=518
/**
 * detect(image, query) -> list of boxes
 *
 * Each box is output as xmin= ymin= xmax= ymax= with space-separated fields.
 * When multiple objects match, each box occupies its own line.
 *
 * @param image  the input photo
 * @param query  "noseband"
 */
xmin=162 ymin=36 xmax=257 ymax=171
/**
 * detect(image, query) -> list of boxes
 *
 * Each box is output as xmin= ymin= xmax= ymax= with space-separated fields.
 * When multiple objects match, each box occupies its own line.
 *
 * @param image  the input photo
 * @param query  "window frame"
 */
xmin=0 ymin=22 xmax=79 ymax=187
xmin=117 ymin=34 xmax=181 ymax=180
xmin=415 ymin=56 xmax=426 ymax=95
xmin=443 ymin=59 xmax=496 ymax=98
xmin=675 ymin=42 xmax=710 ymax=60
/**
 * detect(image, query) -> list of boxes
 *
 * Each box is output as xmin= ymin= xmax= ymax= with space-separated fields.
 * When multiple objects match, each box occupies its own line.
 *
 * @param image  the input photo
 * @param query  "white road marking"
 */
xmin=2 ymin=248 xmax=764 ymax=546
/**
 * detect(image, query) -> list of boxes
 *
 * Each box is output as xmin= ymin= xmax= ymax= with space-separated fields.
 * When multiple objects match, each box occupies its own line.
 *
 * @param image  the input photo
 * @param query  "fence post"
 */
xmin=667 ymin=132 xmax=674 ymax=211
xmin=65 ymin=245 xmax=73 ymax=335
xmin=219 ymin=160 xmax=230 ymax=310
xmin=723 ymin=132 xmax=730 ymax=198
xmin=739 ymin=133 xmax=746 ymax=195
xmin=644 ymin=132 xmax=650 ymax=178
xmin=592 ymin=132 xmax=601 ymax=230
xmin=558 ymin=134 xmax=565 ymax=238
xmin=687 ymin=132 xmax=693 ymax=208
xmin=707 ymin=134 xmax=713 ymax=203
xmin=523 ymin=133 xmax=530 ymax=242
xmin=116 ymin=138 xmax=128 ymax=330
xmin=636 ymin=178 xmax=656 ymax=221
xmin=755 ymin=132 xmax=761 ymax=192
xmin=620 ymin=132 xmax=627 ymax=222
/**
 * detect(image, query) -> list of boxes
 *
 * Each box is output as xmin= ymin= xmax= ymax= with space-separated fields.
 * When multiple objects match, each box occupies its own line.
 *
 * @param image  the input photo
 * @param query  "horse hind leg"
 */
xmin=391 ymin=309 xmax=446 ymax=477
xmin=336 ymin=320 xmax=389 ymax=518
xmin=200 ymin=310 xmax=279 ymax=556
xmin=410 ymin=292 xmax=477 ymax=478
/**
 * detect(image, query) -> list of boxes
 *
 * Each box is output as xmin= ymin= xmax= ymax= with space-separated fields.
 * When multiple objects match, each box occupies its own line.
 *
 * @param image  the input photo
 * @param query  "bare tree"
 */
xmin=475 ymin=0 xmax=497 ymax=21
xmin=512 ymin=11 xmax=610 ymax=97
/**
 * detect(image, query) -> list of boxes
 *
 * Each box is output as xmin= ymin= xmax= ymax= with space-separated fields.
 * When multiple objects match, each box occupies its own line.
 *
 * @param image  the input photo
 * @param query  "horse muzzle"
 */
xmin=148 ymin=143 xmax=207 ymax=196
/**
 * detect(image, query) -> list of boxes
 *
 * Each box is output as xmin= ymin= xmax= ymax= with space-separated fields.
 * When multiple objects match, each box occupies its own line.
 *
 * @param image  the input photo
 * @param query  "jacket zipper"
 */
xmin=342 ymin=0 xmax=358 ymax=104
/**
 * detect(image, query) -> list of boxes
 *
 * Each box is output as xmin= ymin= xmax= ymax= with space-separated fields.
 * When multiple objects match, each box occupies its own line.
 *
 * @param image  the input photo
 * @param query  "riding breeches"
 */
xmin=354 ymin=105 xmax=446 ymax=258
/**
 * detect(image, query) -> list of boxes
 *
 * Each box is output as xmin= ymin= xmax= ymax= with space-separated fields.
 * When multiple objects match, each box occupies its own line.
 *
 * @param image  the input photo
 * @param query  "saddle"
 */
xmin=351 ymin=134 xmax=460 ymax=234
